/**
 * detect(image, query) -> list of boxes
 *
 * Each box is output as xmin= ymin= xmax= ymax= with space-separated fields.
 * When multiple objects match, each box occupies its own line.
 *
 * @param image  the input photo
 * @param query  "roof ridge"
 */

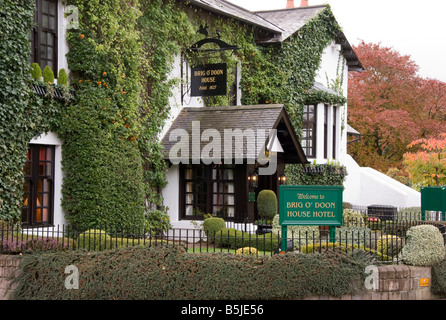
xmin=255 ymin=4 xmax=327 ymax=14
xmin=183 ymin=104 xmax=284 ymax=112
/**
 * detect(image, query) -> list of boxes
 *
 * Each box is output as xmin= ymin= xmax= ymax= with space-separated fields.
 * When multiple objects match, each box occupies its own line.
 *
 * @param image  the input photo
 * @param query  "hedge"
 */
xmin=11 ymin=245 xmax=365 ymax=300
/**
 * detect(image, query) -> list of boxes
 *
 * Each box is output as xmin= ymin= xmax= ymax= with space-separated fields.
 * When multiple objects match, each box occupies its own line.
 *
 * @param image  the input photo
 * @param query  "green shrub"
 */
xmin=235 ymin=247 xmax=257 ymax=256
xmin=43 ymin=65 xmax=54 ymax=84
xmin=57 ymin=68 xmax=68 ymax=86
xmin=432 ymin=259 xmax=446 ymax=296
xmin=299 ymin=242 xmax=392 ymax=262
xmin=400 ymin=224 xmax=446 ymax=266
xmin=377 ymin=235 xmax=404 ymax=258
xmin=343 ymin=209 xmax=364 ymax=227
xmin=257 ymin=189 xmax=277 ymax=220
xmin=203 ymin=217 xmax=226 ymax=237
xmin=214 ymin=228 xmax=279 ymax=252
xmin=76 ymin=229 xmax=112 ymax=251
xmin=336 ymin=225 xmax=372 ymax=247
xmin=397 ymin=207 xmax=422 ymax=221
xmin=30 ymin=63 xmax=42 ymax=80
xmin=271 ymin=214 xmax=319 ymax=250
xmin=11 ymin=245 xmax=363 ymax=300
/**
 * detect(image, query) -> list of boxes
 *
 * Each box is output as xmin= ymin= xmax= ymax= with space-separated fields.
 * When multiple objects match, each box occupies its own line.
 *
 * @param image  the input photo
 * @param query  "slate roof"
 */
xmin=185 ymin=0 xmax=282 ymax=34
xmin=255 ymin=5 xmax=326 ymax=43
xmin=161 ymin=104 xmax=307 ymax=164
xmin=255 ymin=5 xmax=364 ymax=72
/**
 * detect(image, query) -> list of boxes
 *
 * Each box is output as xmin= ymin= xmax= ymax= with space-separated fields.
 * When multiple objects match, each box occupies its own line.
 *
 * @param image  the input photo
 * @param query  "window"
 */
xmin=183 ymin=164 xmax=235 ymax=219
xmin=22 ymin=145 xmax=55 ymax=227
xmin=31 ymin=0 xmax=58 ymax=71
xmin=302 ymin=105 xmax=317 ymax=158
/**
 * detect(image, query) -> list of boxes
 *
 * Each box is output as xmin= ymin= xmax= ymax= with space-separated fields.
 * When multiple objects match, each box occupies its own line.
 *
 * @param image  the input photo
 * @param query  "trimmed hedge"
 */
xmin=213 ymin=228 xmax=279 ymax=252
xmin=11 ymin=245 xmax=365 ymax=300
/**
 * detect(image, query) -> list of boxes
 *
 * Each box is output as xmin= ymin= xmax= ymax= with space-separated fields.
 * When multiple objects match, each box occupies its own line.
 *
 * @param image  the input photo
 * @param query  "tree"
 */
xmin=403 ymin=133 xmax=446 ymax=189
xmin=347 ymin=42 xmax=446 ymax=173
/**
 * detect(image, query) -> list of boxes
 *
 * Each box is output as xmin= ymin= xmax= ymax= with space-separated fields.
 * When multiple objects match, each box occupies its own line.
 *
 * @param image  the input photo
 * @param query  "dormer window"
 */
xmin=31 ymin=0 xmax=58 ymax=71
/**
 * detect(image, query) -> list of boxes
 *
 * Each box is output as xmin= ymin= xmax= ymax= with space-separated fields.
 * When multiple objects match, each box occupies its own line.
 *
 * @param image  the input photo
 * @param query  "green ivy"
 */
xmin=61 ymin=0 xmax=146 ymax=231
xmin=0 ymin=0 xmax=66 ymax=222
xmin=1 ymin=1 xmax=346 ymax=226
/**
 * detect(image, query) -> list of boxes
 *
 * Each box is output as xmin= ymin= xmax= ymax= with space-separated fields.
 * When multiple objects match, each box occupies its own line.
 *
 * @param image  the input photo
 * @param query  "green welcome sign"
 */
xmin=279 ymin=185 xmax=343 ymax=251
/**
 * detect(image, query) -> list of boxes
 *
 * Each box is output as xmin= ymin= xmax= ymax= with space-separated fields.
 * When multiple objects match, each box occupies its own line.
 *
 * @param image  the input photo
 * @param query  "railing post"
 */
xmin=281 ymin=225 xmax=287 ymax=252
xmin=329 ymin=226 xmax=336 ymax=243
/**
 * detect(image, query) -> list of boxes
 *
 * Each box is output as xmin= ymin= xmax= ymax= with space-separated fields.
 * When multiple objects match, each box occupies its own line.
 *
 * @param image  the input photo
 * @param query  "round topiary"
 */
xmin=202 ymin=217 xmax=226 ymax=237
xmin=235 ymin=247 xmax=257 ymax=256
xmin=257 ymin=189 xmax=277 ymax=221
xmin=57 ymin=68 xmax=68 ymax=86
xmin=30 ymin=63 xmax=42 ymax=80
xmin=76 ymin=229 xmax=112 ymax=251
xmin=400 ymin=224 xmax=445 ymax=266
xmin=43 ymin=65 xmax=55 ymax=84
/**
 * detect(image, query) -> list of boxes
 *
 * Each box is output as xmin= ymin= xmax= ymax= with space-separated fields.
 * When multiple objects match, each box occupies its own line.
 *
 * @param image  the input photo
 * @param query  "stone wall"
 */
xmin=0 ymin=254 xmax=442 ymax=300
xmin=0 ymin=255 xmax=22 ymax=300
xmin=304 ymin=265 xmax=437 ymax=300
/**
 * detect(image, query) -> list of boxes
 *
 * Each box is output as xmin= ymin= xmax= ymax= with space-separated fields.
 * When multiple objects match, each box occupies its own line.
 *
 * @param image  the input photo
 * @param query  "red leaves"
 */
xmin=348 ymin=41 xmax=446 ymax=172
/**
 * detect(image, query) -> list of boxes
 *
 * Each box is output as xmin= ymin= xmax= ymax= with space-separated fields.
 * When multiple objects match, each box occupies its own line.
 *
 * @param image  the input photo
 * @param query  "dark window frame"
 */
xmin=22 ymin=144 xmax=55 ymax=227
xmin=181 ymin=164 xmax=236 ymax=220
xmin=302 ymin=104 xmax=317 ymax=158
xmin=31 ymin=0 xmax=58 ymax=72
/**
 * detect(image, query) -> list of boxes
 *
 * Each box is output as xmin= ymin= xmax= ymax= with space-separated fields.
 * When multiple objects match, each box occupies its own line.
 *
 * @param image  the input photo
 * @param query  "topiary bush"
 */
xmin=76 ymin=229 xmax=112 ymax=251
xmin=202 ymin=217 xmax=226 ymax=237
xmin=400 ymin=224 xmax=446 ymax=266
xmin=42 ymin=65 xmax=54 ymax=84
xmin=235 ymin=247 xmax=257 ymax=256
xmin=57 ymin=68 xmax=68 ymax=86
xmin=30 ymin=62 xmax=42 ymax=80
xmin=257 ymin=189 xmax=277 ymax=221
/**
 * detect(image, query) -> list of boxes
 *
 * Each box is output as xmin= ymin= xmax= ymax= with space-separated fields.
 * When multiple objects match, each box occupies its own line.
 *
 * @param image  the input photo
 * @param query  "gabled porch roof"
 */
xmin=161 ymin=104 xmax=308 ymax=164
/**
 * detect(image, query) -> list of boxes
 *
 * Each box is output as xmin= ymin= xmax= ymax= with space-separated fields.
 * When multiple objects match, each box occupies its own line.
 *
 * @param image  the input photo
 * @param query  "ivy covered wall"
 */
xmin=0 ymin=0 xmax=66 ymax=222
xmin=0 ymin=0 xmax=346 ymax=227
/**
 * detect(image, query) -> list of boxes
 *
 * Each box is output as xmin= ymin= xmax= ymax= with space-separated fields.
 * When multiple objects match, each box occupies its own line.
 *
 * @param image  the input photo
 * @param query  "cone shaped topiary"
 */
xmin=57 ymin=68 xmax=68 ymax=86
xmin=43 ymin=65 xmax=55 ymax=84
xmin=257 ymin=189 xmax=277 ymax=221
xmin=30 ymin=63 xmax=42 ymax=80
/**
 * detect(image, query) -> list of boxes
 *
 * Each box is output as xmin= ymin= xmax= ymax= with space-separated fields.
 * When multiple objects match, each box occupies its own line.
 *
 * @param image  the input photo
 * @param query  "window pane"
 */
xmin=185 ymin=205 xmax=194 ymax=216
xmin=42 ymin=208 xmax=49 ymax=222
xmin=42 ymin=15 xmax=48 ymax=28
xmin=48 ymin=1 xmax=56 ymax=15
xmin=42 ymin=0 xmax=49 ymax=13
xmin=49 ymin=16 xmax=55 ymax=30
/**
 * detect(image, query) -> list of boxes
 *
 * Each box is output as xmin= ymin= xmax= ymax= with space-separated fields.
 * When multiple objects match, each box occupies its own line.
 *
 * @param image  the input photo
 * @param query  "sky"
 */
xmin=226 ymin=0 xmax=446 ymax=83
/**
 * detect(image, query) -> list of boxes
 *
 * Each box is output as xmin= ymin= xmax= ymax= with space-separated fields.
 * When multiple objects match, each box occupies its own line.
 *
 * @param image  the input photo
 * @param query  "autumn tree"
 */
xmin=347 ymin=42 xmax=446 ymax=173
xmin=403 ymin=134 xmax=446 ymax=189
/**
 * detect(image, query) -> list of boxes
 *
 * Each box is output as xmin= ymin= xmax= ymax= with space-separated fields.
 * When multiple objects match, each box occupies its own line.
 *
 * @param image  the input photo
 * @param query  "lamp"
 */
xmin=278 ymin=174 xmax=287 ymax=185
xmin=248 ymin=171 xmax=258 ymax=188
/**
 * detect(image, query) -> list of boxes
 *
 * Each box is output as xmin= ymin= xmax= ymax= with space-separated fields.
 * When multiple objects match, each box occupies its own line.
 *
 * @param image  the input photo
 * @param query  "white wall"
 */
xmin=308 ymin=42 xmax=348 ymax=165
xmin=341 ymin=154 xmax=421 ymax=208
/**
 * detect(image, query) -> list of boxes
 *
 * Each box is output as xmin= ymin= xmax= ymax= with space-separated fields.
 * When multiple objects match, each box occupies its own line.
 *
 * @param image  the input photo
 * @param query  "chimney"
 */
xmin=286 ymin=0 xmax=294 ymax=8
xmin=300 ymin=0 xmax=309 ymax=6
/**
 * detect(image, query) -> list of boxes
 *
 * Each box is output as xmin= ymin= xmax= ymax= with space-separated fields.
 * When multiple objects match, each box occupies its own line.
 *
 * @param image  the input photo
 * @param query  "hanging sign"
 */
xmin=191 ymin=63 xmax=227 ymax=97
